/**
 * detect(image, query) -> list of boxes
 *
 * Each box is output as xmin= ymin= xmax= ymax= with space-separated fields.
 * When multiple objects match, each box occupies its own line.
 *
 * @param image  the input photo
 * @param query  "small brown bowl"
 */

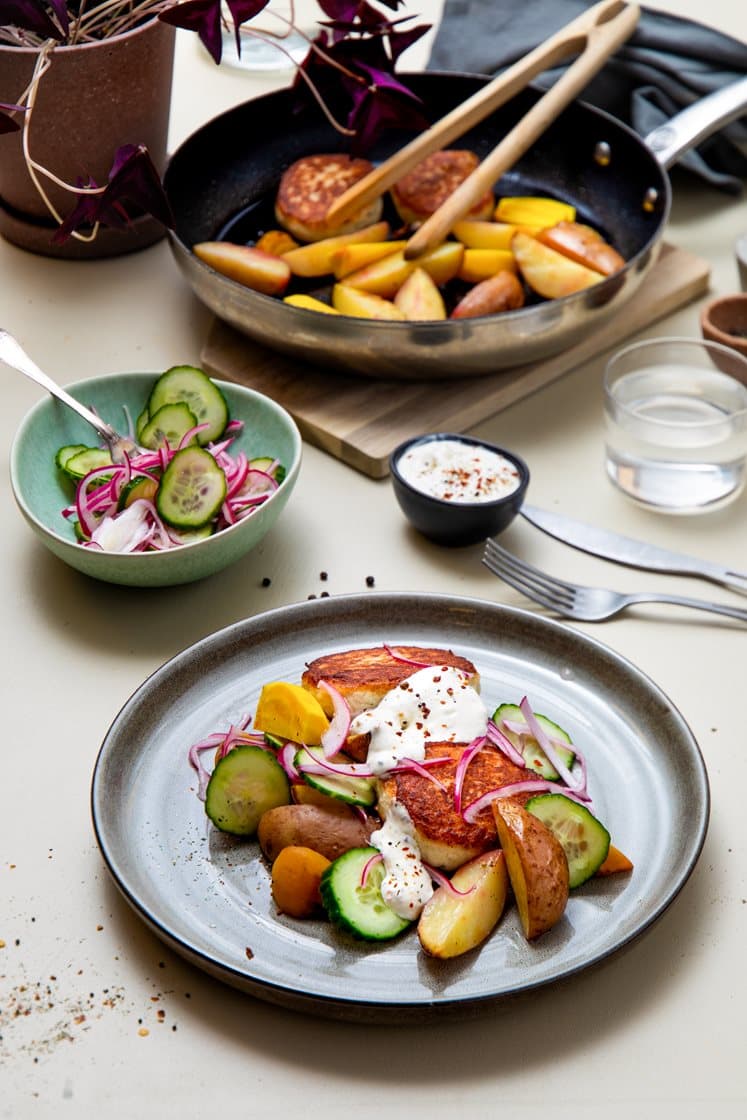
xmin=700 ymin=294 xmax=747 ymax=378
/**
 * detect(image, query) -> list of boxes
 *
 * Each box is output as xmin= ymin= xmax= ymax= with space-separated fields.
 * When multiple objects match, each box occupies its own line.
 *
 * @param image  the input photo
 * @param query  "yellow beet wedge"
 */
xmin=457 ymin=248 xmax=517 ymax=284
xmin=193 ymin=242 xmax=291 ymax=296
xmin=253 ymin=681 xmax=330 ymax=744
xmin=495 ymin=196 xmax=576 ymax=226
xmin=452 ymin=220 xmax=518 ymax=250
xmin=283 ymin=294 xmax=340 ymax=315
xmin=332 ymin=241 xmax=408 ymax=279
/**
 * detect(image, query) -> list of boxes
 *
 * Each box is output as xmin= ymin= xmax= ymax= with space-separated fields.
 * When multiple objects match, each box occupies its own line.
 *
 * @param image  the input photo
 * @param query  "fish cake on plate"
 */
xmin=391 ymin=149 xmax=494 ymax=227
xmin=275 ymin=154 xmax=384 ymax=242
xmin=302 ymin=645 xmax=479 ymax=762
xmin=377 ymin=742 xmax=528 ymax=870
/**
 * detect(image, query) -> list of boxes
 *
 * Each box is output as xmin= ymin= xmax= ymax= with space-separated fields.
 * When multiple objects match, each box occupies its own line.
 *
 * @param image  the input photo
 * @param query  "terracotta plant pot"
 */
xmin=0 ymin=18 xmax=176 ymax=259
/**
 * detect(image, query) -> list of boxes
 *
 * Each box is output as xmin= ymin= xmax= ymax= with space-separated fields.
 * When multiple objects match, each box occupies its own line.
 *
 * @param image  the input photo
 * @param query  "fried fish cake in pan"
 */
xmin=391 ymin=149 xmax=494 ymax=227
xmin=275 ymin=153 xmax=384 ymax=242
xmin=377 ymin=742 xmax=528 ymax=870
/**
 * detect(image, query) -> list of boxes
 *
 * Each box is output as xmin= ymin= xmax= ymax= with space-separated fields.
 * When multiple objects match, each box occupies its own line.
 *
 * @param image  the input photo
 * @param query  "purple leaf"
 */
xmin=52 ymin=145 xmax=174 ymax=244
xmin=0 ymin=101 xmax=26 ymax=134
xmin=343 ymin=64 xmax=428 ymax=152
xmin=159 ymin=0 xmax=224 ymax=65
xmin=46 ymin=0 xmax=68 ymax=35
xmin=225 ymin=0 xmax=271 ymax=57
xmin=0 ymin=0 xmax=65 ymax=40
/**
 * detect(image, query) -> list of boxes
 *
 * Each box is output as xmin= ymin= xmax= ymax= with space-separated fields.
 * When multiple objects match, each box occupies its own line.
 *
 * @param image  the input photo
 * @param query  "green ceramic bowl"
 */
xmin=10 ymin=372 xmax=302 ymax=587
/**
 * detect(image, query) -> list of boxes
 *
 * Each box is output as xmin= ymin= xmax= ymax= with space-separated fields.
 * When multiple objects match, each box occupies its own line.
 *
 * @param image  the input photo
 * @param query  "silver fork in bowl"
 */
xmin=482 ymin=539 xmax=747 ymax=623
xmin=0 ymin=328 xmax=137 ymax=464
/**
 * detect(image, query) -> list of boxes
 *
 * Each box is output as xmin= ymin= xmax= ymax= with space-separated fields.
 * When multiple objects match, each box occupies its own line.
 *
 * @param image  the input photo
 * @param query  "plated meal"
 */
xmin=192 ymin=149 xmax=625 ymax=322
xmin=91 ymin=595 xmax=708 ymax=1019
xmin=189 ymin=642 xmax=632 ymax=957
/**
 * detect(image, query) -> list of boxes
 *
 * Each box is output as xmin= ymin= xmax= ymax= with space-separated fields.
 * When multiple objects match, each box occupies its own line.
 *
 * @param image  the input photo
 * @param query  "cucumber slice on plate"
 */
xmin=205 ymin=744 xmax=290 ymax=836
xmin=320 ymin=847 xmax=413 ymax=941
xmin=156 ymin=446 xmax=227 ymax=528
xmin=493 ymin=703 xmax=576 ymax=780
xmin=139 ymin=402 xmax=199 ymax=451
xmin=525 ymin=793 xmax=610 ymax=888
xmin=148 ymin=366 xmax=228 ymax=446
xmin=294 ymin=745 xmax=376 ymax=808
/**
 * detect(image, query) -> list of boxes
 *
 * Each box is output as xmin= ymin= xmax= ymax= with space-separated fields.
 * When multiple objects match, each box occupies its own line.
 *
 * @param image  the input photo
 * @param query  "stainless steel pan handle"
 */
xmin=645 ymin=75 xmax=747 ymax=168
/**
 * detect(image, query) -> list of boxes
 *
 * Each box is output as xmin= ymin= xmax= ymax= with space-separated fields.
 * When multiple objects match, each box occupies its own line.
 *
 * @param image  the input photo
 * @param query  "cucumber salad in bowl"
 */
xmin=54 ymin=366 xmax=286 ymax=553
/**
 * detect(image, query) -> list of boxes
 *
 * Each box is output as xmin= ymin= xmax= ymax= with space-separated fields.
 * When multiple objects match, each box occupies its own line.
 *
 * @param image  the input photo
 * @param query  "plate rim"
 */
xmin=91 ymin=592 xmax=710 ymax=1020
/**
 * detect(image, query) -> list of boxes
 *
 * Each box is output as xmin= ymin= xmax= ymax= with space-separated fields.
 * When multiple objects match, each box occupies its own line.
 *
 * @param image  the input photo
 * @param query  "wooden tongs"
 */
xmin=326 ymin=0 xmax=640 ymax=260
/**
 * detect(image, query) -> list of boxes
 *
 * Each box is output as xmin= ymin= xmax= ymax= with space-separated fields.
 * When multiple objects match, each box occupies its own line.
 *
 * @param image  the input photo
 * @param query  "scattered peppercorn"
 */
xmin=366 ymin=575 xmax=375 ymax=587
xmin=320 ymin=591 xmax=330 ymax=598
xmin=320 ymin=571 xmax=328 ymax=581
xmin=261 ymin=577 xmax=271 ymax=587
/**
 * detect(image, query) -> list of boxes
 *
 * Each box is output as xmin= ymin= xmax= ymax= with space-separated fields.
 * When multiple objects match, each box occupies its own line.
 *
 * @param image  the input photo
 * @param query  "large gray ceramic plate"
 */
xmin=91 ymin=594 xmax=709 ymax=1022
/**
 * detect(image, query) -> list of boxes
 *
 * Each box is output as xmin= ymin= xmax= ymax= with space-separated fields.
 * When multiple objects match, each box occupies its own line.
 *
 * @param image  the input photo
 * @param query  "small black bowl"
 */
xmin=390 ymin=433 xmax=530 ymax=547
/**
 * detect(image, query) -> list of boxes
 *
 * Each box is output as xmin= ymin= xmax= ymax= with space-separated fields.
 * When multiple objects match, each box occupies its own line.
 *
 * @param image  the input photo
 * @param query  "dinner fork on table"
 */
xmin=482 ymin=539 xmax=747 ymax=624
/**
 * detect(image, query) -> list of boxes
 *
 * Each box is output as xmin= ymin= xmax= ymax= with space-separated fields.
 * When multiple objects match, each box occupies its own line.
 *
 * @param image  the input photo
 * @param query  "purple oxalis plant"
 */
xmin=0 ymin=0 xmax=430 ymax=242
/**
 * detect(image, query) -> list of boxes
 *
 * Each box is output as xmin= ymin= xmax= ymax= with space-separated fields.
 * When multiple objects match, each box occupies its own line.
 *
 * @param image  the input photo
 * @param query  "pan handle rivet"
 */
xmin=643 ymin=187 xmax=659 ymax=213
xmin=593 ymin=141 xmax=611 ymax=167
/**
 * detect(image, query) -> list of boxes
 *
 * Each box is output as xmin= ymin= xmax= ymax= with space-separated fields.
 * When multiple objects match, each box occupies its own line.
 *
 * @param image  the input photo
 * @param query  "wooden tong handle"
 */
xmin=326 ymin=0 xmax=636 ymax=228
xmin=405 ymin=1 xmax=639 ymax=258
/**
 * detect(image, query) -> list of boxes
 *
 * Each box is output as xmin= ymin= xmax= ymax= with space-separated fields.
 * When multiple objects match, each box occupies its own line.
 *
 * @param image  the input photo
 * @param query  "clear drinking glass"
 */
xmin=220 ymin=3 xmax=315 ymax=73
xmin=603 ymin=336 xmax=747 ymax=514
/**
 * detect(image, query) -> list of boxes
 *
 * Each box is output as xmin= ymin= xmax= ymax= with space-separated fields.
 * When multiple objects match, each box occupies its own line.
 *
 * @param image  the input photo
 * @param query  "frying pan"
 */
xmin=164 ymin=72 xmax=747 ymax=380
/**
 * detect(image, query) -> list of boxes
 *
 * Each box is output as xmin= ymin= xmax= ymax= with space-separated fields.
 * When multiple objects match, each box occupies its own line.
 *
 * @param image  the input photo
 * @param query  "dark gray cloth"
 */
xmin=427 ymin=0 xmax=747 ymax=191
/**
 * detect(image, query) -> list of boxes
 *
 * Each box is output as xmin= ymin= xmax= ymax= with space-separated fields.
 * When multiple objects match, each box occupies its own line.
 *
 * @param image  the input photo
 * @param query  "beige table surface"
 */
xmin=1 ymin=2 xmax=746 ymax=1115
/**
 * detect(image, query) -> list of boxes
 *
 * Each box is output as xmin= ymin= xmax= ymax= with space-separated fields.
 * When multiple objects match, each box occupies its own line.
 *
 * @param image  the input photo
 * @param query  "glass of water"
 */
xmin=604 ymin=336 xmax=747 ymax=514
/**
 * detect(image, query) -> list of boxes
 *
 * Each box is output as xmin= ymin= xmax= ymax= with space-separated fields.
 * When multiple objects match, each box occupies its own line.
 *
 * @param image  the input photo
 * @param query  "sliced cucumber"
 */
xmin=135 ymin=407 xmax=150 ymax=443
xmin=250 ymin=456 xmax=286 ymax=485
xmin=493 ymin=703 xmax=576 ymax=780
xmin=168 ymin=523 xmax=214 ymax=545
xmin=294 ymin=745 xmax=376 ymax=808
xmin=118 ymin=474 xmax=159 ymax=511
xmin=139 ymin=402 xmax=199 ymax=451
xmin=204 ymin=744 xmax=290 ymax=836
xmin=263 ymin=732 xmax=286 ymax=750
xmin=320 ymin=847 xmax=413 ymax=941
xmin=525 ymin=793 xmax=610 ymax=888
xmin=156 ymin=446 xmax=227 ymax=529
xmin=55 ymin=443 xmax=89 ymax=473
xmin=63 ymin=447 xmax=113 ymax=479
xmin=148 ymin=366 xmax=228 ymax=446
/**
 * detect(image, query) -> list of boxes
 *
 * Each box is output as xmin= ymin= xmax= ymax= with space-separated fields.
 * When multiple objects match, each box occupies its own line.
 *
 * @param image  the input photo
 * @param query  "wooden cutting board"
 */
xmin=201 ymin=243 xmax=710 ymax=478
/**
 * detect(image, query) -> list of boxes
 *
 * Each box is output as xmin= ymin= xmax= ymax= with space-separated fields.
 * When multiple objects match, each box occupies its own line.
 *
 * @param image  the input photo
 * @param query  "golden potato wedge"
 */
xmin=495 ymin=196 xmax=576 ymax=226
xmin=394 ymin=267 xmax=447 ymax=321
xmin=193 ymin=242 xmax=291 ymax=296
xmin=537 ymin=221 xmax=625 ymax=277
xmin=512 ymin=231 xmax=605 ymax=299
xmin=332 ymin=240 xmax=408 ymax=279
xmin=418 ymin=850 xmax=508 ymax=958
xmin=283 ymin=293 xmax=340 ymax=314
xmin=451 ymin=270 xmax=525 ymax=319
xmin=452 ymin=220 xmax=518 ymax=250
xmin=492 ymin=799 xmax=569 ymax=940
xmin=457 ymin=248 xmax=517 ymax=284
xmin=343 ymin=242 xmax=463 ymax=298
xmin=332 ymin=284 xmax=406 ymax=320
xmin=282 ymin=221 xmax=390 ymax=277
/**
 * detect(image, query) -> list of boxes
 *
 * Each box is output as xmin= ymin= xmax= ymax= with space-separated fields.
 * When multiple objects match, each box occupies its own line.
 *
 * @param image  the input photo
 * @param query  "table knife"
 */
xmin=520 ymin=505 xmax=747 ymax=594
